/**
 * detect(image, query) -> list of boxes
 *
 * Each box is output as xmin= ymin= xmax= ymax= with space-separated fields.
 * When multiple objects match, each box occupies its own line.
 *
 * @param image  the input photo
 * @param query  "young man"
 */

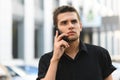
xmin=36 ymin=5 xmax=116 ymax=80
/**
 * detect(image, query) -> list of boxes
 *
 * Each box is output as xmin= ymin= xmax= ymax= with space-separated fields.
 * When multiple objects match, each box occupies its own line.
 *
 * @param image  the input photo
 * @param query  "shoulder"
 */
xmin=40 ymin=51 xmax=53 ymax=60
xmin=38 ymin=51 xmax=53 ymax=66
xmin=85 ymin=43 xmax=108 ymax=52
xmin=84 ymin=43 xmax=110 ymax=58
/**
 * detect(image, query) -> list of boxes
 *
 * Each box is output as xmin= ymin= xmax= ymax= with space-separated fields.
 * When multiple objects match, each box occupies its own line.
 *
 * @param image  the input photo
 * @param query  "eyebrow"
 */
xmin=60 ymin=20 xmax=67 ymax=24
xmin=60 ymin=19 xmax=77 ymax=23
xmin=71 ymin=19 xmax=77 ymax=22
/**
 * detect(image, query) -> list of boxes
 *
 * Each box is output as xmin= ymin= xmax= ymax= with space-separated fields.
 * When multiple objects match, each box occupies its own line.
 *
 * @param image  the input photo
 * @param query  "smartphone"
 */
xmin=57 ymin=29 xmax=69 ymax=42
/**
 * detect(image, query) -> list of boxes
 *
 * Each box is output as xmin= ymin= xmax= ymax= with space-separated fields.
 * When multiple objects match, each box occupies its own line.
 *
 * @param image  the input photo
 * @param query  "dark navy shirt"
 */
xmin=36 ymin=41 xmax=116 ymax=80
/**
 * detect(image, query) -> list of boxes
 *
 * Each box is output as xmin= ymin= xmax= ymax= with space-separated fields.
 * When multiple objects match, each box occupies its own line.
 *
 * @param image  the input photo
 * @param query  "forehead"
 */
xmin=57 ymin=12 xmax=78 ymax=22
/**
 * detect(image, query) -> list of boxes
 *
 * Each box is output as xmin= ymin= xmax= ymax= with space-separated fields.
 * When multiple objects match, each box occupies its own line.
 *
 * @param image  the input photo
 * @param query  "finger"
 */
xmin=57 ymin=33 xmax=68 ymax=41
xmin=54 ymin=31 xmax=58 ymax=41
xmin=60 ymin=40 xmax=70 ymax=48
xmin=61 ymin=44 xmax=69 ymax=49
xmin=55 ymin=30 xmax=58 ymax=37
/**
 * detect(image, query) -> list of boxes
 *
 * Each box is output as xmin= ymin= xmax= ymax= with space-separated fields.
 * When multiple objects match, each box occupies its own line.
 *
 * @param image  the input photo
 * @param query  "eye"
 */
xmin=71 ymin=19 xmax=77 ymax=24
xmin=61 ymin=21 xmax=67 ymax=25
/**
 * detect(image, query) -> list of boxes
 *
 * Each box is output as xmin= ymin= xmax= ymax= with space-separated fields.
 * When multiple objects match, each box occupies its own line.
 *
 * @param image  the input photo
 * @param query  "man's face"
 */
xmin=57 ymin=12 xmax=82 ymax=42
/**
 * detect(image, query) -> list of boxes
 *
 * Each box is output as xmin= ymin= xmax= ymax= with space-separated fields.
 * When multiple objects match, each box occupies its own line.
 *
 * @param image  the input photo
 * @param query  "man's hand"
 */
xmin=52 ymin=31 xmax=69 ymax=61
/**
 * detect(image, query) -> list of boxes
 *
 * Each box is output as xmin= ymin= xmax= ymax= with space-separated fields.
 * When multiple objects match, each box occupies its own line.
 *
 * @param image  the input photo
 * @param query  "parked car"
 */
xmin=112 ymin=62 xmax=120 ymax=80
xmin=17 ymin=65 xmax=38 ymax=75
xmin=6 ymin=65 xmax=24 ymax=80
xmin=6 ymin=65 xmax=38 ymax=80
xmin=0 ymin=64 xmax=12 ymax=80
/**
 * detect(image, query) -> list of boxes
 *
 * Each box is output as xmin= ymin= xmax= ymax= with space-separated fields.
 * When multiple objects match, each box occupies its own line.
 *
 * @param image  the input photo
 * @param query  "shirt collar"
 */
xmin=79 ymin=40 xmax=88 ymax=54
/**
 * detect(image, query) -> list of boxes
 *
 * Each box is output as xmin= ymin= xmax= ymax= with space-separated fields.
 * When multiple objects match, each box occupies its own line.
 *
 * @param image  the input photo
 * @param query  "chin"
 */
xmin=69 ymin=37 xmax=79 ymax=42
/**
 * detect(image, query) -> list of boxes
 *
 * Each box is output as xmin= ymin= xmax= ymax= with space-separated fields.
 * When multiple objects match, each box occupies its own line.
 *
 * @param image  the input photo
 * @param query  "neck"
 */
xmin=65 ymin=39 xmax=80 ymax=59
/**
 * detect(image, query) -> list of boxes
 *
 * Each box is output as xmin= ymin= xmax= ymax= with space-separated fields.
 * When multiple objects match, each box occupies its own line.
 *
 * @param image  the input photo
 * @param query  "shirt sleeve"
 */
xmin=99 ymin=48 xmax=116 ymax=79
xmin=36 ymin=55 xmax=50 ymax=80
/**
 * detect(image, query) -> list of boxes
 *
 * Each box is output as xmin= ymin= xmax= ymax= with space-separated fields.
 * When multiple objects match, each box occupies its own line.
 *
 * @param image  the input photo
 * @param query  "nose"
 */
xmin=68 ymin=22 xmax=74 ymax=29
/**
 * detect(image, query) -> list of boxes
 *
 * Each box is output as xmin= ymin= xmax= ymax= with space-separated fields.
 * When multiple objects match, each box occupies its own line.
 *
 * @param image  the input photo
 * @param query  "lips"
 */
xmin=67 ymin=31 xmax=76 ymax=35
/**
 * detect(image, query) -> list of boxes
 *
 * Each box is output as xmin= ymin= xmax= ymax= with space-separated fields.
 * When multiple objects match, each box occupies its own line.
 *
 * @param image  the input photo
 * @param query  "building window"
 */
xmin=40 ymin=0 xmax=44 ymax=10
xmin=12 ymin=18 xmax=24 ymax=59
xmin=12 ymin=20 xmax=18 ymax=58
xmin=35 ymin=23 xmax=44 ymax=58
xmin=17 ymin=0 xmax=24 ymax=4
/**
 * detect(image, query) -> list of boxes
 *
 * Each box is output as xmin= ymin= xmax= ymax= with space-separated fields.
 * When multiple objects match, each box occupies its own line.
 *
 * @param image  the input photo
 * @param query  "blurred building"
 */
xmin=0 ymin=0 xmax=120 ymax=65
xmin=81 ymin=0 xmax=120 ymax=60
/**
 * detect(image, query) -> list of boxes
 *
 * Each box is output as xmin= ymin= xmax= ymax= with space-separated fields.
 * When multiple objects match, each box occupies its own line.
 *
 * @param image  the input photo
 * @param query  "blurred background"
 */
xmin=0 ymin=0 xmax=120 ymax=80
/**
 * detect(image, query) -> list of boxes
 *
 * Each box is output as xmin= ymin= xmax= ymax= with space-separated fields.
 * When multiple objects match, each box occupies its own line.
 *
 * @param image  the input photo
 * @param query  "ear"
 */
xmin=79 ymin=22 xmax=82 ymax=31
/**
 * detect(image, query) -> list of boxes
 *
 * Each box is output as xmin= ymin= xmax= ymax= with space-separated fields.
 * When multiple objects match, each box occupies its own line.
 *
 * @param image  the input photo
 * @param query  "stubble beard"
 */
xmin=68 ymin=36 xmax=79 ymax=43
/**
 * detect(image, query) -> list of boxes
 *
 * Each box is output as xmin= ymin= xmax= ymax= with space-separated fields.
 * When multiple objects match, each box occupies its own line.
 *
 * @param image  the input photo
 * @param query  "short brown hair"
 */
xmin=53 ymin=5 xmax=80 ymax=28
